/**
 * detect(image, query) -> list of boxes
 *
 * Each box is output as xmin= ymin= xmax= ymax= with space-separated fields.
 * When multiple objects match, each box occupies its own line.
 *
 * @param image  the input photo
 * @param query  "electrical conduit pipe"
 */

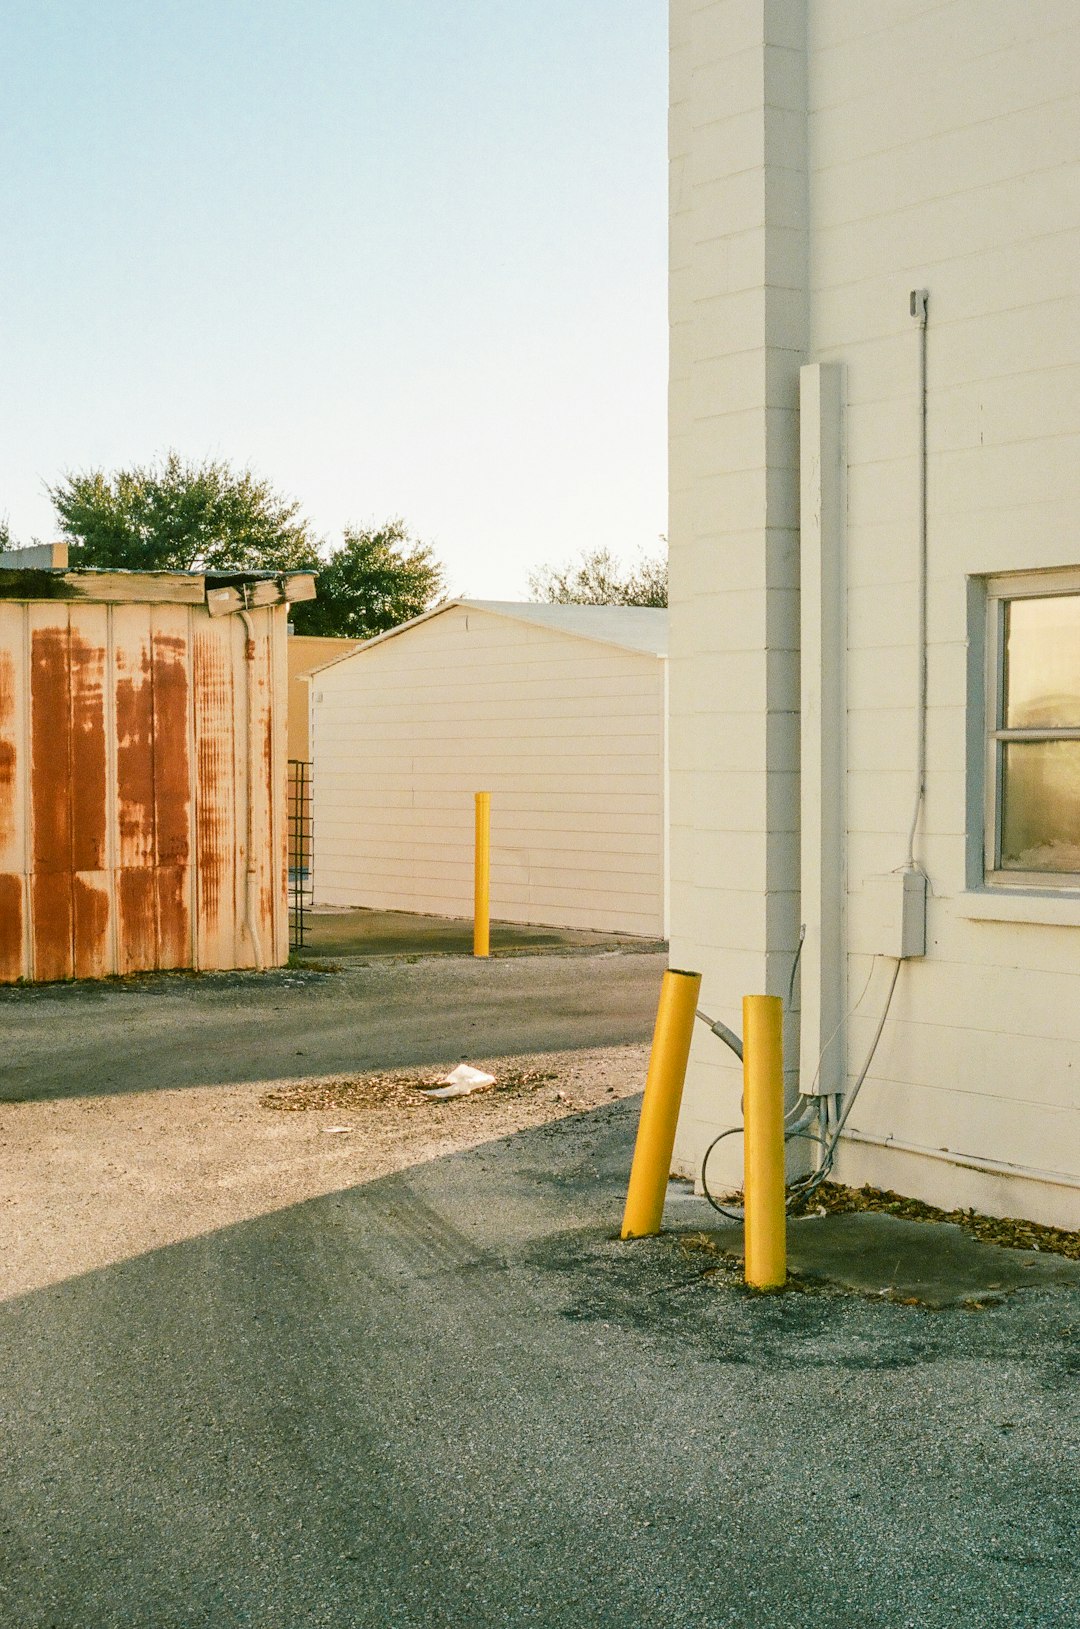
xmin=239 ymin=606 xmax=264 ymax=971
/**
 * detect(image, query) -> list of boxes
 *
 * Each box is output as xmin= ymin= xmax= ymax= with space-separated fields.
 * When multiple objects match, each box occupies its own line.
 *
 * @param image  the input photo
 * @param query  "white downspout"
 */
xmin=905 ymin=289 xmax=930 ymax=868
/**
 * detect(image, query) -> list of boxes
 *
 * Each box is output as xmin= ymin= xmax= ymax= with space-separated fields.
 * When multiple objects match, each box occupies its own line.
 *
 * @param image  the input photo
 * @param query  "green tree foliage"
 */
xmin=528 ymin=545 xmax=667 ymax=607
xmin=288 ymin=521 xmax=445 ymax=639
xmin=50 ymin=453 xmax=319 ymax=575
xmin=48 ymin=453 xmax=445 ymax=639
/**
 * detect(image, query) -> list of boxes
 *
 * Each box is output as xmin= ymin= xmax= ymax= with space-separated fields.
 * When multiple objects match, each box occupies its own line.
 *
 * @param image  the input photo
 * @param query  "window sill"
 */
xmin=958 ymin=890 xmax=1080 ymax=927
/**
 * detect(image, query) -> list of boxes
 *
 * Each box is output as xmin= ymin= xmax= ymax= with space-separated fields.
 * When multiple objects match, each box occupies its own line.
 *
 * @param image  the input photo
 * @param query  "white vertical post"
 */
xmin=799 ymin=362 xmax=845 ymax=1097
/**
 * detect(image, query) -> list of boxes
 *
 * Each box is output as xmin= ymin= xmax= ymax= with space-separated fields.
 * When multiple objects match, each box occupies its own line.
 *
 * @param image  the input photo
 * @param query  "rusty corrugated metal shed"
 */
xmin=0 ymin=567 xmax=314 ymax=982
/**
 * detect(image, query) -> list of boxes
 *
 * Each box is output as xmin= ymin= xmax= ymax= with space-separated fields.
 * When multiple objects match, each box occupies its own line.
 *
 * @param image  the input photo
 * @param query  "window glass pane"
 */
xmin=1000 ymin=739 xmax=1080 ymax=872
xmin=1004 ymin=594 xmax=1080 ymax=727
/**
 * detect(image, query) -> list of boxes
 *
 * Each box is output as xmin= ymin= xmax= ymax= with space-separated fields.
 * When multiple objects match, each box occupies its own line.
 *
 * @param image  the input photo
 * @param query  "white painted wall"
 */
xmin=310 ymin=605 xmax=666 ymax=936
xmin=670 ymin=0 xmax=1080 ymax=1226
xmin=669 ymin=0 xmax=806 ymax=1196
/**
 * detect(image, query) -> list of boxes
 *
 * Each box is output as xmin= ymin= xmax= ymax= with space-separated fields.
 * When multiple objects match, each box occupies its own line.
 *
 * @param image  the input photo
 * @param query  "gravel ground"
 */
xmin=0 ymin=1043 xmax=648 ymax=1300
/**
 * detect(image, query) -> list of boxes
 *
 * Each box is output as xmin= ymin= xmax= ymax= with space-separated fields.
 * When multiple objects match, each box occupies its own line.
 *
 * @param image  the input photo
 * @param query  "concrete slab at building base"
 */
xmin=665 ymin=1192 xmax=1080 ymax=1307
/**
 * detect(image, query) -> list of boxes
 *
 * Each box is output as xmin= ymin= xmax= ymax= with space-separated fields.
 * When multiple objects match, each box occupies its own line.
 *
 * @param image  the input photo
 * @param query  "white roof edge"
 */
xmin=305 ymin=598 xmax=666 ymax=676
xmin=302 ymin=600 xmax=466 ymax=674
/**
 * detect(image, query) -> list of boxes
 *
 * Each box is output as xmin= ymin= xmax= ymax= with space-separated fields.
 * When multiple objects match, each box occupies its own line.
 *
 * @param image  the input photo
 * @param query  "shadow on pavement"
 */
xmin=296 ymin=904 xmax=666 ymax=961
xmin=1 ymin=1098 xmax=1076 ymax=1629
xmin=0 ymin=951 xmax=665 ymax=1103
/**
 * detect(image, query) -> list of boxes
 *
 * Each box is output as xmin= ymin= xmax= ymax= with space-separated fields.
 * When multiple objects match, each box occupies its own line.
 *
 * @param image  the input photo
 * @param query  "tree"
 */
xmin=47 ymin=453 xmax=446 ymax=638
xmin=50 ymin=453 xmax=320 ymax=575
xmin=287 ymin=521 xmax=445 ymax=639
xmin=528 ymin=544 xmax=667 ymax=607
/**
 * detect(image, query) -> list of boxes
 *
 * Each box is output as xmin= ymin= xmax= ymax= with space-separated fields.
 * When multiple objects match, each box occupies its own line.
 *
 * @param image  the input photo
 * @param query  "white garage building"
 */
xmin=308 ymin=600 xmax=667 ymax=937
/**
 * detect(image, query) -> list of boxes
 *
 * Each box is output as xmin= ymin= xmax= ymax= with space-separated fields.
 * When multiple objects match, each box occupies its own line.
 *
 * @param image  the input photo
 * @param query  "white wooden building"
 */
xmin=669 ymin=0 xmax=1080 ymax=1228
xmin=308 ymin=600 xmax=667 ymax=937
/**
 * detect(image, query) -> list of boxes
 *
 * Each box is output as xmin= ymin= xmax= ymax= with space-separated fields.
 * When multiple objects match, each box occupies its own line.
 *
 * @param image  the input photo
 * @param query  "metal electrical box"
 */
xmin=862 ymin=868 xmax=927 ymax=959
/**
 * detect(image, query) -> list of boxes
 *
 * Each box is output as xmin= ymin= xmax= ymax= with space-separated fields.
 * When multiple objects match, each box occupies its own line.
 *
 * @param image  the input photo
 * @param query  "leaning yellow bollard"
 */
xmin=743 ymin=994 xmax=786 ymax=1288
xmin=473 ymin=792 xmax=491 ymax=958
xmin=621 ymin=968 xmax=702 ymax=1238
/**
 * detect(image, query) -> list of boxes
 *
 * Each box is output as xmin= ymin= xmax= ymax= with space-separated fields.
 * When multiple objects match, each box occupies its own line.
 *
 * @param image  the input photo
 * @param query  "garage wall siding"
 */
xmin=311 ymin=607 xmax=665 ymax=936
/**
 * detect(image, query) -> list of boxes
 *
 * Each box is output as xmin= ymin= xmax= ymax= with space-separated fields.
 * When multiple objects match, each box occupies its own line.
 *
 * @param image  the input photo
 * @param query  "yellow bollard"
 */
xmin=743 ymin=994 xmax=786 ymax=1288
xmin=473 ymin=792 xmax=491 ymax=958
xmin=621 ymin=969 xmax=702 ymax=1238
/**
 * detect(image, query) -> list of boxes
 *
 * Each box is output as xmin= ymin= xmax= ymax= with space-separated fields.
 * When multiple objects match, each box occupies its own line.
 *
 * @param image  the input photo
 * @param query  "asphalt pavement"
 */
xmin=297 ymin=904 xmax=663 ymax=960
xmin=0 ymin=951 xmax=664 ymax=1103
xmin=1 ymin=1092 xmax=1076 ymax=1628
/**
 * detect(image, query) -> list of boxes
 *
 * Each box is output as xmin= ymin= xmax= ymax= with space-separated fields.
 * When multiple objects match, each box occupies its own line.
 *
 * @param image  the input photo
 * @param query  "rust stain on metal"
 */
xmin=30 ymin=626 xmax=72 ymax=873
xmin=69 ymin=633 xmax=108 ymax=874
xmin=31 ymin=872 xmax=73 ymax=982
xmin=12 ymin=601 xmax=285 ymax=983
xmin=154 ymin=866 xmax=190 ymax=969
xmin=115 ymin=648 xmax=155 ymax=868
xmin=117 ymin=868 xmax=156 ymax=974
xmin=0 ymin=651 xmax=17 ymax=855
xmin=152 ymin=632 xmax=190 ymax=867
xmin=0 ymin=874 xmax=23 ymax=982
xmin=194 ymin=633 xmax=234 ymax=940
xmin=152 ymin=632 xmax=191 ymax=965
xmin=72 ymin=876 xmax=110 ymax=979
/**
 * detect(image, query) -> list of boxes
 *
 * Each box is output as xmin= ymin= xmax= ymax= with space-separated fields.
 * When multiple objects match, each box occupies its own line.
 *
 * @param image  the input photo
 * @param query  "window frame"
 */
xmin=982 ymin=567 xmax=1080 ymax=892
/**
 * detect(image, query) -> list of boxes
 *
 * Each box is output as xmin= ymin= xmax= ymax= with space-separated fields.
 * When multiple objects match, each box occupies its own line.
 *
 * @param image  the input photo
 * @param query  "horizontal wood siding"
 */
xmin=311 ymin=606 xmax=665 ymax=935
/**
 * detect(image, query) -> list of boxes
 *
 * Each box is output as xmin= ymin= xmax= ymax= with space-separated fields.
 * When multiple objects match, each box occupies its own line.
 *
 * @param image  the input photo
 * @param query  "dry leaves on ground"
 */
xmin=789 ymin=1180 xmax=1080 ymax=1261
xmin=260 ymin=1067 xmax=559 ymax=1115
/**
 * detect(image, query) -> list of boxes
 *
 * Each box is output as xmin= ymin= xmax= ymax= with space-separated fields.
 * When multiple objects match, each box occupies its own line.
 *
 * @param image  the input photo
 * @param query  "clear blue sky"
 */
xmin=1 ymin=1 xmax=667 ymax=597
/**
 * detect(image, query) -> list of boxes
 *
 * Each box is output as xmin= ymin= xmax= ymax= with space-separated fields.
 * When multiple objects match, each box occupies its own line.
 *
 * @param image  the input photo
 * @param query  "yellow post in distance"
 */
xmin=473 ymin=792 xmax=491 ymax=958
xmin=742 ymin=994 xmax=786 ymax=1288
xmin=621 ymin=968 xmax=702 ymax=1238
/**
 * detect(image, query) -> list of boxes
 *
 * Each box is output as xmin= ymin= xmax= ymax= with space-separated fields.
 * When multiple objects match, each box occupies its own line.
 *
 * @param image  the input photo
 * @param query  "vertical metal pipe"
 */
xmin=905 ymin=289 xmax=929 ymax=868
xmin=621 ymin=968 xmax=702 ymax=1238
xmin=239 ymin=608 xmax=264 ymax=970
xmin=473 ymin=791 xmax=490 ymax=958
xmin=743 ymin=994 xmax=787 ymax=1288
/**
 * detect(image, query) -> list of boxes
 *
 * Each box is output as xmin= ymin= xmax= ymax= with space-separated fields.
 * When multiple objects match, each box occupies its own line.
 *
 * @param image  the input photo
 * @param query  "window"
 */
xmin=984 ymin=570 xmax=1080 ymax=888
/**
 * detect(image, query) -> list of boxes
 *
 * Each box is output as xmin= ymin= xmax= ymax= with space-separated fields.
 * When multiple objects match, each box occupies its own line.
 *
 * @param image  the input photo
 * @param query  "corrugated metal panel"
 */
xmin=0 ymin=598 xmax=286 ymax=982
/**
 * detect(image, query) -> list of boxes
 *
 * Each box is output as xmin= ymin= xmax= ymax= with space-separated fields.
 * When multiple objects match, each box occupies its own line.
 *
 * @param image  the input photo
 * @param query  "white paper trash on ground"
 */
xmin=418 ymin=1064 xmax=496 ymax=1100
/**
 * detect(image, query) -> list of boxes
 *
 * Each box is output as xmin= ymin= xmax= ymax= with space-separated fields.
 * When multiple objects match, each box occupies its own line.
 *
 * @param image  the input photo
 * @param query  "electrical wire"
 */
xmin=787 ymin=957 xmax=902 ymax=1201
xmin=699 ymin=955 xmax=903 ymax=1215
xmin=787 ymin=925 xmax=806 ymax=1010
xmin=804 ymin=954 xmax=879 ymax=1097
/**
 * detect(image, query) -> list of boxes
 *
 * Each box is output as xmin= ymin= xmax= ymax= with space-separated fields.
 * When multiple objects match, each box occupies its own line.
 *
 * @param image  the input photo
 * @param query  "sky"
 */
xmin=1 ymin=1 xmax=667 ymax=598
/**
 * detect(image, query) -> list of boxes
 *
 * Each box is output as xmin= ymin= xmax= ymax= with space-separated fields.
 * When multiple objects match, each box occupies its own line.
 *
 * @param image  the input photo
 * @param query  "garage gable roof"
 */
xmin=463 ymin=601 xmax=667 ymax=656
xmin=307 ymin=599 xmax=667 ymax=675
